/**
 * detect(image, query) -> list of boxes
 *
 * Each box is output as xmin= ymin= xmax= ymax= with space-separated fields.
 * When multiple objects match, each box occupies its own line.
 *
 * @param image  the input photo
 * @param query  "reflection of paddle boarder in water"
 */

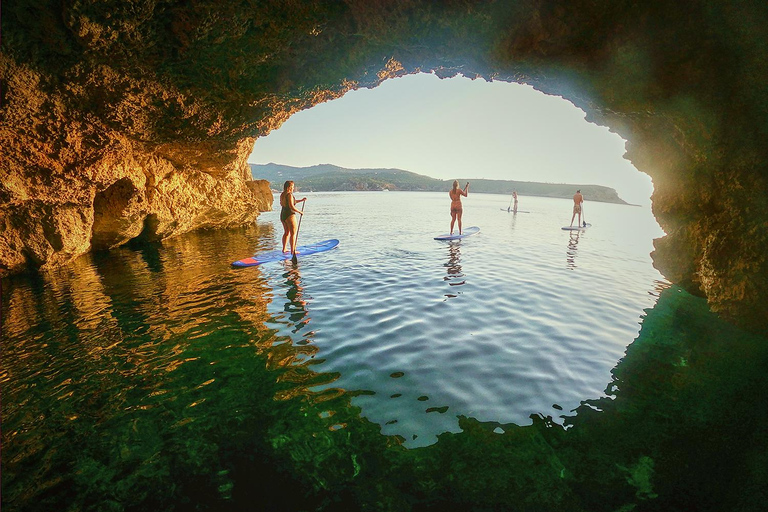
xmin=566 ymin=231 xmax=580 ymax=270
xmin=282 ymin=263 xmax=310 ymax=333
xmin=570 ymin=189 xmax=585 ymax=227
xmin=280 ymin=180 xmax=306 ymax=255
xmin=443 ymin=241 xmax=465 ymax=299
xmin=449 ymin=180 xmax=469 ymax=235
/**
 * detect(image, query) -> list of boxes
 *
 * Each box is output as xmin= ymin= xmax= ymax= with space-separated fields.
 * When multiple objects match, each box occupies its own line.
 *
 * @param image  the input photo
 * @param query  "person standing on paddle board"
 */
xmin=449 ymin=180 xmax=469 ymax=235
xmin=510 ymin=189 xmax=518 ymax=213
xmin=570 ymin=189 xmax=584 ymax=227
xmin=280 ymin=180 xmax=306 ymax=255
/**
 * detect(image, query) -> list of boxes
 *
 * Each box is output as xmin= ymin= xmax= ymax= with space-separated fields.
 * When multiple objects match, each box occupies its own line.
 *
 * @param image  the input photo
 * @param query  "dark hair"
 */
xmin=283 ymin=180 xmax=294 ymax=192
xmin=576 ymin=189 xmax=581 ymax=193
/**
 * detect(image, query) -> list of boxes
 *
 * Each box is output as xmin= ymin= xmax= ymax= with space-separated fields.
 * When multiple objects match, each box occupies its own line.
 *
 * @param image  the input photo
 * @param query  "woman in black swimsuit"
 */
xmin=280 ymin=180 xmax=306 ymax=255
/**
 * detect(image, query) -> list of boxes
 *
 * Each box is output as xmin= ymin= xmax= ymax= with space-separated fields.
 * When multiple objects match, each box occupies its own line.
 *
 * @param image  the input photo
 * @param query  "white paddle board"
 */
xmin=434 ymin=226 xmax=480 ymax=240
xmin=561 ymin=223 xmax=591 ymax=231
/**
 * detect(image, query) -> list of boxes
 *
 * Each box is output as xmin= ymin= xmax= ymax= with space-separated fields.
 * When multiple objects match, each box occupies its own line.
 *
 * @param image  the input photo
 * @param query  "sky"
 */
xmin=248 ymin=73 xmax=654 ymax=206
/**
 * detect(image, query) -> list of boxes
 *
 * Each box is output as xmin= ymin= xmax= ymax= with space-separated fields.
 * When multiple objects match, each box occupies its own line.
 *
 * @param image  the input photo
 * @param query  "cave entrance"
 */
xmin=248 ymin=72 xmax=656 ymax=208
xmin=246 ymin=73 xmax=669 ymax=443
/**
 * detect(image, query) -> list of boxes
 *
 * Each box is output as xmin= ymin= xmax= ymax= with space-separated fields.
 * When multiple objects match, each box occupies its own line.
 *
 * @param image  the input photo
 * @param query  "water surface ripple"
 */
xmin=263 ymin=192 xmax=668 ymax=446
xmin=2 ymin=191 xmax=668 ymax=472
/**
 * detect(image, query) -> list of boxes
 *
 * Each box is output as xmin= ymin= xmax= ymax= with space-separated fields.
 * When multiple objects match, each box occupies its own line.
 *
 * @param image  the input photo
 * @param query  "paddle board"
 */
xmin=434 ymin=226 xmax=480 ymax=240
xmin=232 ymin=239 xmax=339 ymax=267
xmin=561 ymin=223 xmax=591 ymax=231
xmin=500 ymin=208 xmax=530 ymax=213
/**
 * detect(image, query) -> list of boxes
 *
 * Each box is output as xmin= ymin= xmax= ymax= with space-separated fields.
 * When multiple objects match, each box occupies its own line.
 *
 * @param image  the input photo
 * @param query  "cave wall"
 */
xmin=2 ymin=0 xmax=767 ymax=332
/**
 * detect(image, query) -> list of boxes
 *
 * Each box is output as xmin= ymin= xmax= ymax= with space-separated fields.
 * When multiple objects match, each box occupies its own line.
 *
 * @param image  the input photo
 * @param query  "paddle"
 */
xmin=581 ymin=202 xmax=587 ymax=227
xmin=292 ymin=199 xmax=306 ymax=263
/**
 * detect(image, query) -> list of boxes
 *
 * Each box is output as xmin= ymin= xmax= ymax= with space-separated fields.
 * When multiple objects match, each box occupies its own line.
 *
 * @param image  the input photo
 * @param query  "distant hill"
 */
xmin=250 ymin=163 xmax=629 ymax=204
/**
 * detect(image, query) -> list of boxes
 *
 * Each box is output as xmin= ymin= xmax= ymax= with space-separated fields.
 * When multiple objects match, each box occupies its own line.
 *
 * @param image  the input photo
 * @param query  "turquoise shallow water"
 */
xmin=6 ymin=191 xmax=767 ymax=511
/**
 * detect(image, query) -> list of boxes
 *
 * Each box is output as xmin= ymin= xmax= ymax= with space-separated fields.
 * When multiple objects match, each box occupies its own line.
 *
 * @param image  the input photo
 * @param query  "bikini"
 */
xmin=450 ymin=190 xmax=463 ymax=214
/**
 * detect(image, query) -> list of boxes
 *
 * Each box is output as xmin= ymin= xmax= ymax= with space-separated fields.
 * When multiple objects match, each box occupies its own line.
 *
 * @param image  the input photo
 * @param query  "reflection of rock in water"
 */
xmin=443 ymin=241 xmax=465 ymax=298
xmin=554 ymin=285 xmax=768 ymax=511
xmin=353 ymin=284 xmax=768 ymax=512
xmin=6 ymin=232 xmax=768 ymax=511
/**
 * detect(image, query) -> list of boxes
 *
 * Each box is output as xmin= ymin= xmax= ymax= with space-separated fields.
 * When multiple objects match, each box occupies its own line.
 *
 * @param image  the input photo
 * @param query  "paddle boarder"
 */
xmin=508 ymin=189 xmax=518 ymax=213
xmin=449 ymin=180 xmax=469 ymax=235
xmin=280 ymin=180 xmax=306 ymax=255
xmin=570 ymin=189 xmax=584 ymax=227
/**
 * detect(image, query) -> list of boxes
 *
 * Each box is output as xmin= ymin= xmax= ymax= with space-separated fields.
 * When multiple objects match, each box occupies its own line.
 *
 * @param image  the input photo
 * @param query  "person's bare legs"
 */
xmin=281 ymin=219 xmax=291 ymax=252
xmin=570 ymin=212 xmax=576 ymax=227
xmin=450 ymin=211 xmax=457 ymax=235
xmin=457 ymin=210 xmax=463 ymax=235
xmin=288 ymin=215 xmax=300 ymax=255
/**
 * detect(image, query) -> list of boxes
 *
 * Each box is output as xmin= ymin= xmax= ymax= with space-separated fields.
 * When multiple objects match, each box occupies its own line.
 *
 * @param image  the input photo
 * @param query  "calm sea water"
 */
xmin=7 ymin=191 xmax=724 ymax=510
xmin=273 ymin=192 xmax=668 ymax=446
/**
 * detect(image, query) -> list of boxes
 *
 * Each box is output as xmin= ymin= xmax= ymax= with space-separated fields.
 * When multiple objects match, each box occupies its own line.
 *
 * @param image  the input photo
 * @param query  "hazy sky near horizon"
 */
xmin=248 ymin=73 xmax=654 ymax=206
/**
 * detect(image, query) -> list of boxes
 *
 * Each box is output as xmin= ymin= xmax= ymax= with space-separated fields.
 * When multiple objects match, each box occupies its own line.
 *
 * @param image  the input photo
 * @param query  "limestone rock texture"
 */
xmin=2 ymin=1 xmax=767 ymax=332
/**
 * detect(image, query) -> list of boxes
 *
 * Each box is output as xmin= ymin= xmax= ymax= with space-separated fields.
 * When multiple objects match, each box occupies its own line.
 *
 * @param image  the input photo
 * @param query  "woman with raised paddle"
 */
xmin=280 ymin=180 xmax=306 ymax=256
xmin=449 ymin=180 xmax=469 ymax=235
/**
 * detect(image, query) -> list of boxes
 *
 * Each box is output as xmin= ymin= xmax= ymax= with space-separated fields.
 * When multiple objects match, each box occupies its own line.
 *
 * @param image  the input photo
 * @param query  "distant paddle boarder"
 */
xmin=449 ymin=180 xmax=469 ymax=235
xmin=280 ymin=180 xmax=306 ymax=255
xmin=570 ymin=189 xmax=585 ymax=228
xmin=508 ymin=189 xmax=518 ymax=213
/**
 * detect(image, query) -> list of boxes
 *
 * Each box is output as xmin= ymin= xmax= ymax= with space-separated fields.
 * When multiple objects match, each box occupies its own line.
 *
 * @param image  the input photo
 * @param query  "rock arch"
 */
xmin=1 ymin=1 xmax=766 ymax=332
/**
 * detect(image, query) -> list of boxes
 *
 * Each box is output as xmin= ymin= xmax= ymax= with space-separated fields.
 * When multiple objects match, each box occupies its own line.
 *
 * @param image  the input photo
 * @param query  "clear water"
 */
xmin=18 ymin=191 xmax=767 ymax=511
xmin=267 ymin=192 xmax=668 ymax=446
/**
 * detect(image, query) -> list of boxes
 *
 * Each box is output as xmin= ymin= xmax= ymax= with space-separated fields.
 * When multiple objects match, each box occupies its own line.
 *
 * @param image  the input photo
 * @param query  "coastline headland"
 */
xmin=252 ymin=163 xmax=630 ymax=204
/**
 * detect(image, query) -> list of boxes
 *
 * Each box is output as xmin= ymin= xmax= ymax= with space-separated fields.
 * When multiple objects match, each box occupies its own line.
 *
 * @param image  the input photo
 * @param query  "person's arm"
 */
xmin=289 ymin=195 xmax=304 ymax=215
xmin=463 ymin=182 xmax=469 ymax=196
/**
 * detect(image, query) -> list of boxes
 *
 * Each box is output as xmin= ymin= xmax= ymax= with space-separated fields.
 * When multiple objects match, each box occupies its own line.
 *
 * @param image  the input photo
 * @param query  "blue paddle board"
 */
xmin=232 ymin=239 xmax=339 ymax=267
xmin=561 ymin=223 xmax=591 ymax=231
xmin=434 ymin=226 xmax=480 ymax=240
